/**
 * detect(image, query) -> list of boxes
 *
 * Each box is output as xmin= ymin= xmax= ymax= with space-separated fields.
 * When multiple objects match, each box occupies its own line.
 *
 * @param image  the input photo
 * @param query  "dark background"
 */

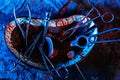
xmin=0 ymin=0 xmax=119 ymax=80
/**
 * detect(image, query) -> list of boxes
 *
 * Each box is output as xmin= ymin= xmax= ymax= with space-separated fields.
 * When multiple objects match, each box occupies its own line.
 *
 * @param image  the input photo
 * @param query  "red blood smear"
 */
xmin=67 ymin=51 xmax=74 ymax=59
xmin=49 ymin=49 xmax=58 ymax=58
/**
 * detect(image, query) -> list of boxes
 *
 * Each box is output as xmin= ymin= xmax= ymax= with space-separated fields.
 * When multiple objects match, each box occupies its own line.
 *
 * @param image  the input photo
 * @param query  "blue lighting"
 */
xmin=0 ymin=0 xmax=119 ymax=80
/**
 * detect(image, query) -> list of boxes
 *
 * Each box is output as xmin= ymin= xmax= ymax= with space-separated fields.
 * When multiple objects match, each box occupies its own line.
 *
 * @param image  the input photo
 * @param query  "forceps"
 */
xmin=61 ymin=4 xmax=114 ymax=42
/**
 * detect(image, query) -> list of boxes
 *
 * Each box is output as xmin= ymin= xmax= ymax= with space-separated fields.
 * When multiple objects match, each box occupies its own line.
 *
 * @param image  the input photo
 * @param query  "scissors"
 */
xmin=61 ymin=22 xmax=87 ymax=42
xmin=61 ymin=4 xmax=114 ymax=42
xmin=90 ymin=4 xmax=114 ymax=23
xmin=88 ymin=28 xmax=120 ymax=43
